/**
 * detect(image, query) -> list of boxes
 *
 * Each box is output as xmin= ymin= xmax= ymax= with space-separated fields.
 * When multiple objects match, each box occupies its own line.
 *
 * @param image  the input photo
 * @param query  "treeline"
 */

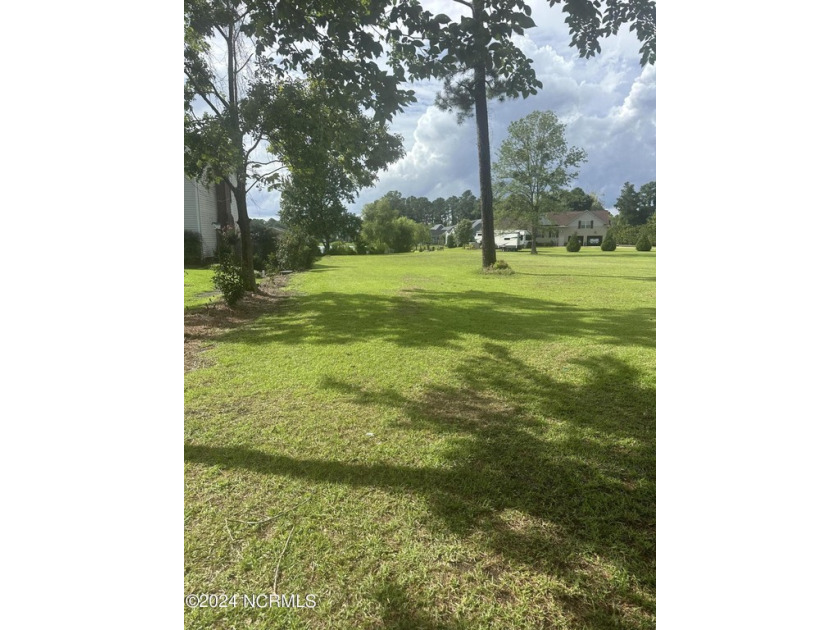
xmin=608 ymin=181 xmax=656 ymax=246
xmin=376 ymin=190 xmax=480 ymax=226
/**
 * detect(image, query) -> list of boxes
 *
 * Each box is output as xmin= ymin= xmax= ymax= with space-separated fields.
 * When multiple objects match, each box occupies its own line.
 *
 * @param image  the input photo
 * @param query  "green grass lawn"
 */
xmin=185 ymin=247 xmax=656 ymax=629
xmin=185 ymin=268 xmax=220 ymax=309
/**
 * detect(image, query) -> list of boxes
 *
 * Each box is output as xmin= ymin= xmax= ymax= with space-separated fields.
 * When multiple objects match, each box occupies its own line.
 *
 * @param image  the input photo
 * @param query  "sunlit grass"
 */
xmin=184 ymin=268 xmax=219 ymax=309
xmin=185 ymin=247 xmax=655 ymax=629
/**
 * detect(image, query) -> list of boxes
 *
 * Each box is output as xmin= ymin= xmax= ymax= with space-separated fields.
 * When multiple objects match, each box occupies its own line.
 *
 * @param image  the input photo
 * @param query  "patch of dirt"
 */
xmin=184 ymin=274 xmax=290 ymax=373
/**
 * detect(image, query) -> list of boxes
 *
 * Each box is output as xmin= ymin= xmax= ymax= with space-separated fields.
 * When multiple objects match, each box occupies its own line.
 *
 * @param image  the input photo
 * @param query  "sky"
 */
xmin=245 ymin=0 xmax=655 ymax=220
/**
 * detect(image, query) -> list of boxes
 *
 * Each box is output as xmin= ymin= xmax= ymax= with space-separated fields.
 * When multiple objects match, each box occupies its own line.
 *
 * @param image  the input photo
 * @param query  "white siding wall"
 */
xmin=559 ymin=211 xmax=610 ymax=245
xmin=184 ymin=176 xmax=219 ymax=259
xmin=184 ymin=177 xmax=200 ymax=234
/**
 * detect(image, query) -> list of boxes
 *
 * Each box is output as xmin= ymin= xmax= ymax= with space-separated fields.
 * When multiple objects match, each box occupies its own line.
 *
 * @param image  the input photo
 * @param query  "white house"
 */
xmin=184 ymin=175 xmax=239 ymax=260
xmin=536 ymin=210 xmax=613 ymax=246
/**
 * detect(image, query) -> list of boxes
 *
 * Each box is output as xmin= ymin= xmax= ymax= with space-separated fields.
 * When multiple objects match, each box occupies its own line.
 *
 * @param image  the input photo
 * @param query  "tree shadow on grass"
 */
xmin=303 ymin=263 xmax=346 ymax=272
xmin=223 ymin=289 xmax=655 ymax=350
xmin=185 ymin=346 xmax=655 ymax=628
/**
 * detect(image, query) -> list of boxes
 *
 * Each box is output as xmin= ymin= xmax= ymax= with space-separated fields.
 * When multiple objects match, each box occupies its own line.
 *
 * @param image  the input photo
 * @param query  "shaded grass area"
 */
xmin=185 ymin=248 xmax=655 ymax=629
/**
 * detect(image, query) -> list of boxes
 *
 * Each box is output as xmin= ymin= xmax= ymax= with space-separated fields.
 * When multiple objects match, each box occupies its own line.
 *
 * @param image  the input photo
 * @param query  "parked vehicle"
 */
xmin=475 ymin=230 xmax=532 ymax=251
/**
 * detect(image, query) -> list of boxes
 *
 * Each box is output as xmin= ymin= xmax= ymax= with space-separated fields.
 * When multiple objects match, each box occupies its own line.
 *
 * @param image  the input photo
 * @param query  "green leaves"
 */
xmin=494 ymin=110 xmax=587 ymax=227
xmin=550 ymin=0 xmax=656 ymax=66
xmin=614 ymin=180 xmax=655 ymax=226
xmin=272 ymin=78 xmax=404 ymax=249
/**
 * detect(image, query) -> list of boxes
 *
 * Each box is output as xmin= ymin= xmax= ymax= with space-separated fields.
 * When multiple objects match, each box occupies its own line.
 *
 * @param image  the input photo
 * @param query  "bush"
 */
xmin=249 ymin=221 xmax=281 ymax=271
xmin=216 ymin=225 xmax=240 ymax=259
xmin=213 ymin=255 xmax=246 ymax=306
xmin=636 ymin=233 xmax=652 ymax=251
xmin=484 ymin=259 xmax=514 ymax=274
xmin=601 ymin=233 xmax=617 ymax=251
xmin=328 ymin=241 xmax=356 ymax=255
xmin=454 ymin=219 xmax=474 ymax=247
xmin=276 ymin=228 xmax=321 ymax=271
xmin=392 ymin=217 xmax=418 ymax=253
xmin=609 ymin=222 xmax=641 ymax=246
xmin=446 ymin=232 xmax=456 ymax=248
xmin=566 ymin=232 xmax=582 ymax=252
xmin=265 ymin=252 xmax=280 ymax=275
xmin=185 ymin=230 xmax=203 ymax=266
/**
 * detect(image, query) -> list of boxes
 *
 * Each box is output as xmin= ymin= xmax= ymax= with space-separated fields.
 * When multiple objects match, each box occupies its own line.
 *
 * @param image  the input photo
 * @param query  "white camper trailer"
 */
xmin=475 ymin=230 xmax=532 ymax=251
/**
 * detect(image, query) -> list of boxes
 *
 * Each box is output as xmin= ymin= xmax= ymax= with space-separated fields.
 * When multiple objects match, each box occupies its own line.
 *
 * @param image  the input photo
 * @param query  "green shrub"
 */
xmin=185 ymin=230 xmax=203 ymax=266
xmin=216 ymin=225 xmax=240 ymax=259
xmin=454 ymin=219 xmax=474 ymax=247
xmin=446 ymin=232 xmax=456 ymax=248
xmin=212 ymin=255 xmax=246 ymax=306
xmin=276 ymin=228 xmax=321 ymax=271
xmin=484 ymin=259 xmax=514 ymax=274
xmin=265 ymin=252 xmax=280 ymax=275
xmin=610 ymin=222 xmax=641 ymax=246
xmin=249 ymin=221 xmax=281 ymax=270
xmin=636 ymin=233 xmax=652 ymax=251
xmin=566 ymin=233 xmax=582 ymax=252
xmin=601 ymin=233 xmax=617 ymax=251
xmin=327 ymin=241 xmax=356 ymax=255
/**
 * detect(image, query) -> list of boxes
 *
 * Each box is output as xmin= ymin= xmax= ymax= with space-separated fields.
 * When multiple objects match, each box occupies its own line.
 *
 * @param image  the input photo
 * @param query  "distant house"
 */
xmin=429 ymin=224 xmax=447 ymax=245
xmin=184 ymin=175 xmax=239 ymax=260
xmin=429 ymin=219 xmax=483 ymax=246
xmin=537 ymin=210 xmax=613 ymax=247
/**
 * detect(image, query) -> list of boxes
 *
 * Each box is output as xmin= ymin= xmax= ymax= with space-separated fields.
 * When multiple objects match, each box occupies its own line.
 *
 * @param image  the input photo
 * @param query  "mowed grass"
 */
xmin=185 ymin=268 xmax=220 ymax=309
xmin=184 ymin=246 xmax=656 ymax=629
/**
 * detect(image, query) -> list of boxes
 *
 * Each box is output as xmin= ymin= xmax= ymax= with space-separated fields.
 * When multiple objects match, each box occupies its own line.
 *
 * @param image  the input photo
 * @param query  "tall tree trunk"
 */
xmin=226 ymin=19 xmax=256 ymax=292
xmin=233 ymin=185 xmax=257 ymax=291
xmin=530 ymin=221 xmax=538 ymax=254
xmin=473 ymin=60 xmax=496 ymax=268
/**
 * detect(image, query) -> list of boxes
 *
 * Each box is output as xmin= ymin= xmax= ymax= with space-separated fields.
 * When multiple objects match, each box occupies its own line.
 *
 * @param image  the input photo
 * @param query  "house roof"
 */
xmin=543 ymin=210 xmax=613 ymax=227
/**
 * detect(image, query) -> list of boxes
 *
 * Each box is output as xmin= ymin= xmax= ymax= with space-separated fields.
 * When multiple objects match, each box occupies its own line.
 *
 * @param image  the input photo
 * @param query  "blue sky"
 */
xmin=246 ymin=0 xmax=656 ymax=220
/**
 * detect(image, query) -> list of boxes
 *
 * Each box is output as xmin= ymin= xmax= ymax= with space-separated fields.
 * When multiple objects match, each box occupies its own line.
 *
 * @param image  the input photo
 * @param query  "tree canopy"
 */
xmin=360 ymin=197 xmax=426 ymax=253
xmin=184 ymin=0 xmax=413 ymax=288
xmin=614 ymin=180 xmax=656 ymax=226
xmin=372 ymin=190 xmax=480 ymax=225
xmin=494 ymin=110 xmax=587 ymax=253
xmin=272 ymin=79 xmax=403 ymax=252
